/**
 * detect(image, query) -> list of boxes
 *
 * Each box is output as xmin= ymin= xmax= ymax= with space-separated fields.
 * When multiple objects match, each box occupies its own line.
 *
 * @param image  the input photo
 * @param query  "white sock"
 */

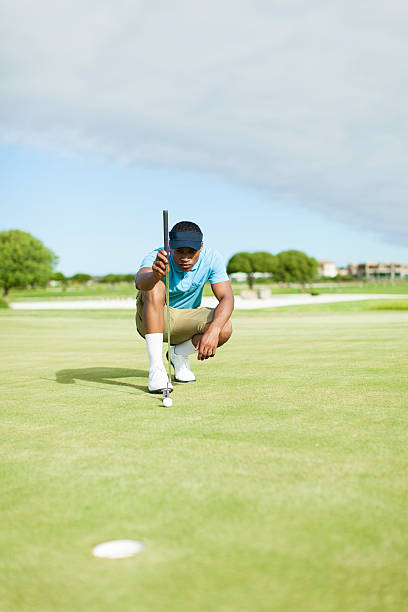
xmin=145 ymin=333 xmax=165 ymax=370
xmin=174 ymin=339 xmax=196 ymax=356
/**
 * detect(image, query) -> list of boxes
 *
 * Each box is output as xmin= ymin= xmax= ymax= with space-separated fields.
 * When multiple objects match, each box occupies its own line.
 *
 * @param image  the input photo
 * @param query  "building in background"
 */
xmin=228 ymin=272 xmax=270 ymax=282
xmin=348 ymin=262 xmax=407 ymax=280
xmin=336 ymin=267 xmax=350 ymax=277
xmin=318 ymin=261 xmax=337 ymax=278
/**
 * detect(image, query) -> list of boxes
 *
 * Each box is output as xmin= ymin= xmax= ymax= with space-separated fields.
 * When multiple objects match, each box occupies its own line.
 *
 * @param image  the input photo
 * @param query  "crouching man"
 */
xmin=135 ymin=221 xmax=234 ymax=393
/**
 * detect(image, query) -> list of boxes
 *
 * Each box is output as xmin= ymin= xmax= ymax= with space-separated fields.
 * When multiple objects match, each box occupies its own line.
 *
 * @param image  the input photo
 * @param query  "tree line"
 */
xmin=0 ymin=230 xmax=134 ymax=297
xmin=52 ymin=272 xmax=135 ymax=285
xmin=0 ymin=230 xmax=318 ymax=297
xmin=227 ymin=250 xmax=318 ymax=288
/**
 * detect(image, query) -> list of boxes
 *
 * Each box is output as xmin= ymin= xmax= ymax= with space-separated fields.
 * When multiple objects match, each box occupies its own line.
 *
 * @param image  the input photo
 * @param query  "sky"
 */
xmin=1 ymin=1 xmax=407 ymax=275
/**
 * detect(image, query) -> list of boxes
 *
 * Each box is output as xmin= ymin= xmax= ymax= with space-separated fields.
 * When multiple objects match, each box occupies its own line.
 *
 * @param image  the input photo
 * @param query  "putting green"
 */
xmin=1 ymin=308 xmax=407 ymax=611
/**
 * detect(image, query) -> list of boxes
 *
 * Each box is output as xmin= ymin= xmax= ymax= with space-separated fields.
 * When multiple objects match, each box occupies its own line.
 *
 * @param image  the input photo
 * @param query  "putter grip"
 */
xmin=163 ymin=210 xmax=169 ymax=254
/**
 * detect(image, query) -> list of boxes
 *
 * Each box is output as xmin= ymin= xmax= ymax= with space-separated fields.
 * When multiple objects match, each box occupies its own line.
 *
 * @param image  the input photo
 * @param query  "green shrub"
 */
xmin=310 ymin=291 xmax=320 ymax=296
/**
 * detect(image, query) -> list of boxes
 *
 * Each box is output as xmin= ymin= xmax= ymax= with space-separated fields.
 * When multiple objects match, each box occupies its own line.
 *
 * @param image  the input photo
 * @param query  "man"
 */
xmin=135 ymin=221 xmax=234 ymax=393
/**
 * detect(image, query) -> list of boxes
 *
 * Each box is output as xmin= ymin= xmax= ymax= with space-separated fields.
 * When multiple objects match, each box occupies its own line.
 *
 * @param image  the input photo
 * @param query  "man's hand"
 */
xmin=195 ymin=327 xmax=220 ymax=361
xmin=152 ymin=250 xmax=168 ymax=282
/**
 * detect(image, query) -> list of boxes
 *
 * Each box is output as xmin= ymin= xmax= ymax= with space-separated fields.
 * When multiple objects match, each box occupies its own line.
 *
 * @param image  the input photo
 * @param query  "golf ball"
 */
xmin=163 ymin=396 xmax=173 ymax=407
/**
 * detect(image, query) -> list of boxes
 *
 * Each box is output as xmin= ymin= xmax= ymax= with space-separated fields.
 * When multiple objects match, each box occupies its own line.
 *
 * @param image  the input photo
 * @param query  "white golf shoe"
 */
xmin=148 ymin=367 xmax=173 ymax=394
xmin=169 ymin=346 xmax=196 ymax=383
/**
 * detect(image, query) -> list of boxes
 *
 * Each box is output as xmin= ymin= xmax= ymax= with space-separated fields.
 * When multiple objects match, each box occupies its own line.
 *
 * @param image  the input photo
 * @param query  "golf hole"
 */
xmin=92 ymin=539 xmax=145 ymax=559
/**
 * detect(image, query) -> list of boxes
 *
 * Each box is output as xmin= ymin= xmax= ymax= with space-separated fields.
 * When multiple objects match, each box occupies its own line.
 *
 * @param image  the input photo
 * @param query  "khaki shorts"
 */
xmin=136 ymin=290 xmax=215 ymax=345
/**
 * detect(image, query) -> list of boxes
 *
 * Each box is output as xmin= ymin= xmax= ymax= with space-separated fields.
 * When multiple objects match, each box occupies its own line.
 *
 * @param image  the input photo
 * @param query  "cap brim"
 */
xmin=170 ymin=239 xmax=202 ymax=250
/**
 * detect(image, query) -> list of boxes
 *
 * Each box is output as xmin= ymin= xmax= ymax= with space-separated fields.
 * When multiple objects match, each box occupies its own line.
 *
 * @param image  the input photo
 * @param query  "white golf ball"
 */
xmin=162 ymin=396 xmax=173 ymax=407
xmin=92 ymin=540 xmax=145 ymax=559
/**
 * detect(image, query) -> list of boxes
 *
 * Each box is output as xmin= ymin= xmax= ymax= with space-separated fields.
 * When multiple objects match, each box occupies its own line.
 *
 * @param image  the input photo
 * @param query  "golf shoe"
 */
xmin=148 ymin=367 xmax=173 ymax=393
xmin=169 ymin=346 xmax=196 ymax=383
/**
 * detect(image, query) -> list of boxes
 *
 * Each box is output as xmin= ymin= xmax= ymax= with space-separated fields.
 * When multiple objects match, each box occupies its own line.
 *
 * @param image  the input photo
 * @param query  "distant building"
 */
xmin=348 ymin=262 xmax=407 ymax=280
xmin=228 ymin=272 xmax=247 ymax=282
xmin=336 ymin=267 xmax=349 ymax=277
xmin=318 ymin=261 xmax=337 ymax=278
xmin=228 ymin=272 xmax=270 ymax=282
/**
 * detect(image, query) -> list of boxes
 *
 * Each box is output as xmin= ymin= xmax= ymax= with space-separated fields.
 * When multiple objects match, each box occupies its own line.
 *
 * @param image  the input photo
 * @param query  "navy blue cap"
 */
xmin=169 ymin=230 xmax=203 ymax=250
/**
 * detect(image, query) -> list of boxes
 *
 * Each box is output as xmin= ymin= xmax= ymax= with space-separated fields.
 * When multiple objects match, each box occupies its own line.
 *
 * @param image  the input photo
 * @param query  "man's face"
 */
xmin=171 ymin=245 xmax=202 ymax=272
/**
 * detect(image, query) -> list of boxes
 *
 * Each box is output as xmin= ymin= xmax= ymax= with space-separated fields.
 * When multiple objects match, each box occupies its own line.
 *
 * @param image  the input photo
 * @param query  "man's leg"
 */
xmin=191 ymin=320 xmax=233 ymax=351
xmin=169 ymin=318 xmax=232 ymax=381
xmin=174 ymin=320 xmax=232 ymax=355
xmin=143 ymin=281 xmax=165 ymax=333
xmin=141 ymin=282 xmax=173 ymax=393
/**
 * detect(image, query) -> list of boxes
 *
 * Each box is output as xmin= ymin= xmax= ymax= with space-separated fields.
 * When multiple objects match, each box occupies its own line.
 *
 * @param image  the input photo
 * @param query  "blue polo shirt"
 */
xmin=138 ymin=245 xmax=229 ymax=309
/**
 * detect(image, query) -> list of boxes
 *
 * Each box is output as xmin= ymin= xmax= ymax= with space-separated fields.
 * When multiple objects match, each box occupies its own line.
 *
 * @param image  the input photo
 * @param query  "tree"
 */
xmin=51 ymin=271 xmax=68 ymax=286
xmin=274 ymin=250 xmax=318 ymax=284
xmin=227 ymin=251 xmax=276 ymax=289
xmin=122 ymin=273 xmax=135 ymax=283
xmin=97 ymin=273 xmax=134 ymax=284
xmin=70 ymin=273 xmax=92 ymax=284
xmin=100 ymin=273 xmax=119 ymax=284
xmin=0 ymin=230 xmax=57 ymax=297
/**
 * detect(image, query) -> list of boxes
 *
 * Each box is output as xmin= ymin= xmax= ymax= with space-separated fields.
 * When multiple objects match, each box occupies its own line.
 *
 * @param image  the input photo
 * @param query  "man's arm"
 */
xmin=135 ymin=250 xmax=168 ymax=291
xmin=210 ymin=280 xmax=234 ymax=330
xmin=195 ymin=281 xmax=234 ymax=360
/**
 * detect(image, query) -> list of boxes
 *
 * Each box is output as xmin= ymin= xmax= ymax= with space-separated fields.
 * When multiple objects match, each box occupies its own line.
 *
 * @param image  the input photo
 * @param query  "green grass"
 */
xmin=305 ymin=281 xmax=408 ymax=294
xmin=8 ymin=279 xmax=408 ymax=301
xmin=235 ymin=280 xmax=408 ymax=295
xmin=370 ymin=300 xmax=408 ymax=310
xmin=249 ymin=299 xmax=408 ymax=315
xmin=8 ymin=284 xmax=138 ymax=300
xmin=1 ymin=308 xmax=407 ymax=611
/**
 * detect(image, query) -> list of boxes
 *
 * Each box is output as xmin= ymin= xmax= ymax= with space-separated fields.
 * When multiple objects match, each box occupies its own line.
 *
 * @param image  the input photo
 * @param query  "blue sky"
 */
xmin=1 ymin=144 xmax=407 ymax=276
xmin=1 ymin=1 xmax=407 ymax=275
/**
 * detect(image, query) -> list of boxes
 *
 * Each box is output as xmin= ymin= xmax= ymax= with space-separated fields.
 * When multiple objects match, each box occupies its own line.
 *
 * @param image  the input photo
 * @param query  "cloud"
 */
xmin=1 ymin=0 xmax=407 ymax=244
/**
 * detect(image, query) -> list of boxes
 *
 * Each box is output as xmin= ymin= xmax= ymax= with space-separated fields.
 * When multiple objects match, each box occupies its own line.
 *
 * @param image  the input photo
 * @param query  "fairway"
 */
xmin=1 ymin=308 xmax=407 ymax=611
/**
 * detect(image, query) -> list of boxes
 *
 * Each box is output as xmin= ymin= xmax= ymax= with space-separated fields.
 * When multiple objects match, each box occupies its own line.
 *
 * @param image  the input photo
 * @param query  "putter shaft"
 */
xmin=163 ymin=210 xmax=171 ymax=386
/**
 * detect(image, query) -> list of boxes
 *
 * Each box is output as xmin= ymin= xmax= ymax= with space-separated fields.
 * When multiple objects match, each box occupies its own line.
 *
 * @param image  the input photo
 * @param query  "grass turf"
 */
xmin=8 ymin=279 xmax=408 ymax=301
xmin=1 ymin=308 xmax=407 ymax=611
xmin=246 ymin=299 xmax=408 ymax=315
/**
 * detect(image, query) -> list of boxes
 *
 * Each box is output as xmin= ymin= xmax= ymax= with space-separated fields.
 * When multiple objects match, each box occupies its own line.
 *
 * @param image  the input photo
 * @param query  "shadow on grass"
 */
xmin=55 ymin=367 xmax=149 ymax=394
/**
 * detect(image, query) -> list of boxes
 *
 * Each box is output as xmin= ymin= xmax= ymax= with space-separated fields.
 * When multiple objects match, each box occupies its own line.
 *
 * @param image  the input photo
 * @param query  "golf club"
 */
xmin=162 ymin=210 xmax=173 ymax=407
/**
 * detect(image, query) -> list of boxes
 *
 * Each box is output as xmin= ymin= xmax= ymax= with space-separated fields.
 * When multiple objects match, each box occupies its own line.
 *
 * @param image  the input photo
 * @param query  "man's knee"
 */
xmin=144 ymin=282 xmax=165 ymax=305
